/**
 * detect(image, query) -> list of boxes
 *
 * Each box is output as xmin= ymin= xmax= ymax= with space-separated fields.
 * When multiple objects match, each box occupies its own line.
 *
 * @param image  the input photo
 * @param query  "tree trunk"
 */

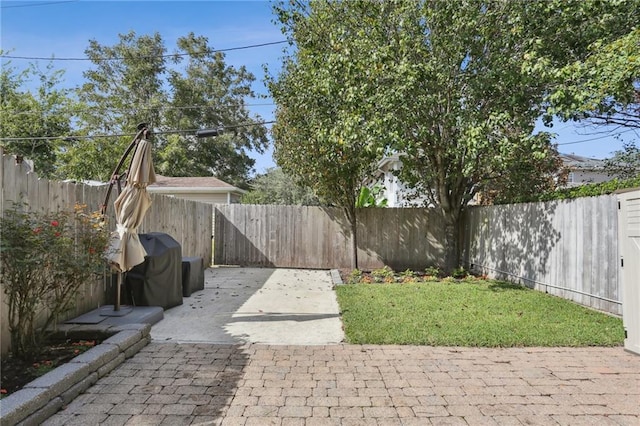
xmin=344 ymin=206 xmax=358 ymax=270
xmin=351 ymin=217 xmax=358 ymax=270
xmin=441 ymin=208 xmax=463 ymax=275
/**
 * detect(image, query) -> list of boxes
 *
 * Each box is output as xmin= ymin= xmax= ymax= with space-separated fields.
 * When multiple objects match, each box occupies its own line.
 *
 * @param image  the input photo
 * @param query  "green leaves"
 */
xmin=269 ymin=0 xmax=389 ymax=212
xmin=604 ymin=143 xmax=640 ymax=179
xmin=66 ymin=31 xmax=268 ymax=184
xmin=0 ymin=60 xmax=74 ymax=177
xmin=546 ymin=28 xmax=640 ymax=127
xmin=356 ymin=185 xmax=388 ymax=208
xmin=270 ymin=0 xmax=636 ymax=269
xmin=242 ymin=167 xmax=321 ymax=205
xmin=0 ymin=203 xmax=110 ymax=359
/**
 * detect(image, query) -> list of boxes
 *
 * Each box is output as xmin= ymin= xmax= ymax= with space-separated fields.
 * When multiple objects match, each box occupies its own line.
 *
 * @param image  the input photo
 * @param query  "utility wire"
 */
xmin=0 ymin=121 xmax=276 ymax=142
xmin=0 ymin=41 xmax=288 ymax=61
xmin=556 ymin=129 xmax=636 ymax=146
xmin=2 ymin=124 xmax=628 ymax=145
xmin=3 ymin=103 xmax=276 ymax=116
xmin=1 ymin=0 xmax=77 ymax=8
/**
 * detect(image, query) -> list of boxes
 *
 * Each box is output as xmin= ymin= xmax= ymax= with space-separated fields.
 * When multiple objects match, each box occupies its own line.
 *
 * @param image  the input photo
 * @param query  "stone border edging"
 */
xmin=330 ymin=269 xmax=343 ymax=285
xmin=0 ymin=323 xmax=151 ymax=426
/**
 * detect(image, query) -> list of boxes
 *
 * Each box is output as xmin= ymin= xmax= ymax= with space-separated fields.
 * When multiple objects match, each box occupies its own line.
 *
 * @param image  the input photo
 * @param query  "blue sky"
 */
xmin=1 ymin=0 xmax=637 ymax=175
xmin=1 ymin=0 xmax=285 ymax=173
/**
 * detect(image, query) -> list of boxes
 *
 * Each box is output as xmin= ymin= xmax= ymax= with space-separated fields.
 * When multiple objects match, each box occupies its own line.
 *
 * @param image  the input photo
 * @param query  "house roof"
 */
xmin=559 ymin=154 xmax=606 ymax=170
xmin=148 ymin=175 xmax=245 ymax=194
xmin=377 ymin=153 xmax=403 ymax=172
xmin=151 ymin=175 xmax=236 ymax=189
xmin=378 ymin=152 xmax=607 ymax=172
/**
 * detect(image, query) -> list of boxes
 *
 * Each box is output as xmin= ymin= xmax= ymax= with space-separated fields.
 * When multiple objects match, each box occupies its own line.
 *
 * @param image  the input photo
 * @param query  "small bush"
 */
xmin=399 ymin=269 xmax=417 ymax=283
xmin=451 ymin=267 xmax=468 ymax=279
xmin=371 ymin=266 xmax=395 ymax=283
xmin=501 ymin=175 xmax=640 ymax=204
xmin=424 ymin=266 xmax=441 ymax=277
xmin=347 ymin=269 xmax=363 ymax=284
xmin=0 ymin=203 xmax=109 ymax=359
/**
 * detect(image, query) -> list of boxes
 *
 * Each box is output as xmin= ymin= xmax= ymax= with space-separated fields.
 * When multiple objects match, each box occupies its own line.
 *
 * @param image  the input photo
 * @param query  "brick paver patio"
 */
xmin=42 ymin=343 xmax=640 ymax=425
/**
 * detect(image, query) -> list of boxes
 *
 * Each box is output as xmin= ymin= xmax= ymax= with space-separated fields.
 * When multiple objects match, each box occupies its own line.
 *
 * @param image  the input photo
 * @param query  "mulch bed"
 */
xmin=0 ymin=339 xmax=97 ymax=398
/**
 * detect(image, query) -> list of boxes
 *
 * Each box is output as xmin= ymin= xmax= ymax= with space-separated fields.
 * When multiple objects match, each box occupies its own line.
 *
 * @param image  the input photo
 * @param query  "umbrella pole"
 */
xmin=115 ymin=271 xmax=122 ymax=311
xmin=100 ymin=123 xmax=148 ymax=216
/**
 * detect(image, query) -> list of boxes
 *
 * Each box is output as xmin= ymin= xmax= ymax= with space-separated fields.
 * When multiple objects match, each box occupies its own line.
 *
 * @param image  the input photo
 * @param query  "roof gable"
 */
xmin=150 ymin=174 xmax=235 ymax=189
xmin=559 ymin=154 xmax=606 ymax=170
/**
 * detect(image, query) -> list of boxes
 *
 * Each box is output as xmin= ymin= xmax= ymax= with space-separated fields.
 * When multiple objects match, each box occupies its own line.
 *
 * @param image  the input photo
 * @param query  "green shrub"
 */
xmin=371 ymin=266 xmax=395 ymax=283
xmin=451 ymin=267 xmax=468 ymax=279
xmin=424 ymin=266 xmax=441 ymax=278
xmin=500 ymin=175 xmax=640 ymax=204
xmin=347 ymin=269 xmax=363 ymax=284
xmin=0 ymin=203 xmax=110 ymax=359
xmin=399 ymin=269 xmax=417 ymax=283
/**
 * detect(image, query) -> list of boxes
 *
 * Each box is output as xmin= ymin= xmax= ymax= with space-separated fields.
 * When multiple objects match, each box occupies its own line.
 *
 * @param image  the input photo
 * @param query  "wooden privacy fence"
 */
xmin=0 ymin=149 xmax=212 ymax=354
xmin=463 ymin=196 xmax=621 ymax=315
xmin=214 ymin=198 xmax=622 ymax=316
xmin=214 ymin=204 xmax=447 ymax=271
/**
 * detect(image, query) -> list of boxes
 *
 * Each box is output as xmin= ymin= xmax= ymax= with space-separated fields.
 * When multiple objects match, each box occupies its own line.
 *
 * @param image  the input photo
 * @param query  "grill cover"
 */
xmin=182 ymin=256 xmax=205 ymax=297
xmin=124 ymin=232 xmax=183 ymax=309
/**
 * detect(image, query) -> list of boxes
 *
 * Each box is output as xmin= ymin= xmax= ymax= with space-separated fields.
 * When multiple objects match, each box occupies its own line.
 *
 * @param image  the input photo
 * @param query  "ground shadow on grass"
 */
xmin=487 ymin=281 xmax=530 ymax=292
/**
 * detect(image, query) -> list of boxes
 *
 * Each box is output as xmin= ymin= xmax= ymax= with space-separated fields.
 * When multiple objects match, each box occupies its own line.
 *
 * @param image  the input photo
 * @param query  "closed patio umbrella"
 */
xmin=108 ymin=135 xmax=156 ymax=310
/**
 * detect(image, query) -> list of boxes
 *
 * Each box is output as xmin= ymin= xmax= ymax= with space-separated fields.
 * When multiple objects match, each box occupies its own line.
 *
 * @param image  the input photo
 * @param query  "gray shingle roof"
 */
xmin=559 ymin=154 xmax=606 ymax=170
xmin=150 ymin=175 xmax=235 ymax=188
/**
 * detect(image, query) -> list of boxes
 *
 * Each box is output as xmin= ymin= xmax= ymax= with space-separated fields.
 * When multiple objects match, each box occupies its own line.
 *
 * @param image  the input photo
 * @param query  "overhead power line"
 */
xmin=0 ymin=41 xmax=288 ymax=62
xmin=555 ymin=129 xmax=637 ymax=146
xmin=3 ymin=103 xmax=276 ymax=116
xmin=1 ymin=0 xmax=77 ymax=8
xmin=0 ymin=121 xmax=276 ymax=143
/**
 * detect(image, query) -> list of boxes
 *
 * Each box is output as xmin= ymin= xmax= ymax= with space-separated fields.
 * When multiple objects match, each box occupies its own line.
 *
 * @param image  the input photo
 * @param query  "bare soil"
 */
xmin=0 ymin=339 xmax=97 ymax=398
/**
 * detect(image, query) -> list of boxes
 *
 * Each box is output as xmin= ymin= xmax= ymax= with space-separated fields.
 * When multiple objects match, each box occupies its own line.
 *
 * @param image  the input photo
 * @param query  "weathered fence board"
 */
xmin=463 ymin=196 xmax=621 ymax=315
xmin=215 ymin=198 xmax=622 ymax=316
xmin=1 ymin=148 xmax=212 ymax=354
xmin=214 ymin=204 xmax=446 ymax=270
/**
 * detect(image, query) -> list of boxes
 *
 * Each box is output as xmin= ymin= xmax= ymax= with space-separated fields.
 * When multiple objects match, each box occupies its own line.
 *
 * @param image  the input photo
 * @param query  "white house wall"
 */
xmin=380 ymin=170 xmax=429 ymax=207
xmin=566 ymin=170 xmax=612 ymax=187
xmin=161 ymin=192 xmax=230 ymax=205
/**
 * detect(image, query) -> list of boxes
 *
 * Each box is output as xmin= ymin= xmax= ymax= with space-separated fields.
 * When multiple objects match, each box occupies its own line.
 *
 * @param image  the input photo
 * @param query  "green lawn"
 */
xmin=335 ymin=280 xmax=624 ymax=347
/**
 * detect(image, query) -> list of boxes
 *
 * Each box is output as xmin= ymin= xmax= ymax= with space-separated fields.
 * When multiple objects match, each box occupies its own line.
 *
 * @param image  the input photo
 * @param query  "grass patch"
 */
xmin=336 ymin=280 xmax=624 ymax=347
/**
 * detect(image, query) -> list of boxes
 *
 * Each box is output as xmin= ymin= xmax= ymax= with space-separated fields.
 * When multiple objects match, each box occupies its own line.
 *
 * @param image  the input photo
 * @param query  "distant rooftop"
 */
xmin=559 ymin=153 xmax=606 ymax=170
xmin=150 ymin=175 xmax=236 ymax=189
xmin=380 ymin=152 xmax=607 ymax=170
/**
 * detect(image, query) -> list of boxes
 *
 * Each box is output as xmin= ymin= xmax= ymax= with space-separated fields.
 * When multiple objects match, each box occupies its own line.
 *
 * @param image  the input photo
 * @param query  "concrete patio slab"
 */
xmin=150 ymin=267 xmax=344 ymax=345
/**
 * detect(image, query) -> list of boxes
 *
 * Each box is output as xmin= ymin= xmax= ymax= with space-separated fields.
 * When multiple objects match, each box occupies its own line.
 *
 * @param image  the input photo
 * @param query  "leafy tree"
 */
xmin=161 ymin=33 xmax=268 ymax=188
xmin=269 ymin=2 xmax=397 ymax=268
xmin=546 ymin=28 xmax=640 ymax=129
xmin=479 ymin=133 xmax=569 ymax=205
xmin=270 ymin=0 xmax=636 ymax=272
xmin=604 ymin=142 xmax=640 ymax=179
xmin=58 ymin=31 xmax=268 ymax=186
xmin=57 ymin=31 xmax=166 ymax=181
xmin=0 ymin=60 xmax=74 ymax=177
xmin=242 ymin=167 xmax=321 ymax=205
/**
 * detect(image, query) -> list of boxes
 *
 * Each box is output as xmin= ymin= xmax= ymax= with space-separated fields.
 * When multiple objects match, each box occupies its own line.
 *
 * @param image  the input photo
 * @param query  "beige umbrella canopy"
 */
xmin=108 ymin=138 xmax=156 ymax=272
xmin=107 ymin=136 xmax=156 ymax=310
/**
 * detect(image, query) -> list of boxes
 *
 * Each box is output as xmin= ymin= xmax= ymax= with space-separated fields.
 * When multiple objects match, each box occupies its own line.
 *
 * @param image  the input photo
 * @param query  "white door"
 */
xmin=618 ymin=189 xmax=640 ymax=355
